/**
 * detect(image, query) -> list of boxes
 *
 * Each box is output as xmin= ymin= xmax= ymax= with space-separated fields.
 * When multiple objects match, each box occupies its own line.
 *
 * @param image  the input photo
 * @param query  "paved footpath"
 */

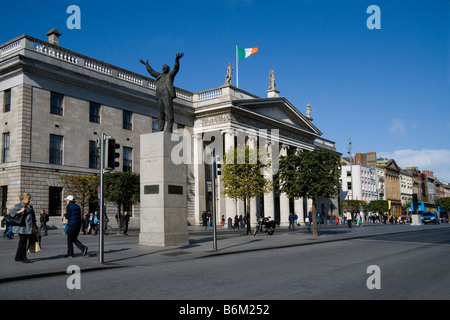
xmin=1 ymin=223 xmax=449 ymax=283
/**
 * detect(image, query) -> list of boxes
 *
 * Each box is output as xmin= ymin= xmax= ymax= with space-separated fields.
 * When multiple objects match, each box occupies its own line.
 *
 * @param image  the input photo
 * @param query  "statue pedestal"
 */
xmin=139 ymin=131 xmax=189 ymax=246
xmin=411 ymin=214 xmax=422 ymax=226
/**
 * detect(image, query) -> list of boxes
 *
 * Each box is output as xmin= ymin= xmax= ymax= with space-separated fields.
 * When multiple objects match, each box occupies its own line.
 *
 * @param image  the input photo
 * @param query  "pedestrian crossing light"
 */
xmin=106 ymin=138 xmax=120 ymax=170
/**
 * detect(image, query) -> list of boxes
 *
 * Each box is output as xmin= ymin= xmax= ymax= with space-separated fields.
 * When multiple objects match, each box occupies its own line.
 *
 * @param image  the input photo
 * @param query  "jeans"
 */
xmin=67 ymin=224 xmax=86 ymax=256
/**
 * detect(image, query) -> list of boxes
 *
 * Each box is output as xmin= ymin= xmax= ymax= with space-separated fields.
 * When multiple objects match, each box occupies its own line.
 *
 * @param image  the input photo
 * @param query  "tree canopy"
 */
xmin=275 ymin=150 xmax=341 ymax=237
xmin=59 ymin=175 xmax=99 ymax=214
xmin=222 ymin=145 xmax=272 ymax=235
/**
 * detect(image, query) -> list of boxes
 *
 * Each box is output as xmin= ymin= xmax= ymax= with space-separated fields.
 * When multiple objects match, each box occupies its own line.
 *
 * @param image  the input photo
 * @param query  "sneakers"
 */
xmin=64 ymin=247 xmax=87 ymax=258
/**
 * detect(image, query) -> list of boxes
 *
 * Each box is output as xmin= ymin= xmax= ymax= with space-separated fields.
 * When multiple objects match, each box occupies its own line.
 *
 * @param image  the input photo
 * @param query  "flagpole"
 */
xmin=236 ymin=44 xmax=239 ymax=88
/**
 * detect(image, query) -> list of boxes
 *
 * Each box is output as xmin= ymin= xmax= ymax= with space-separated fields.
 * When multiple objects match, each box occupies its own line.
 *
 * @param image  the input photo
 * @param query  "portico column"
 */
xmin=279 ymin=144 xmax=290 ymax=226
xmin=193 ymin=133 xmax=205 ymax=226
xmin=248 ymin=134 xmax=258 ymax=225
xmin=294 ymin=198 xmax=305 ymax=225
xmin=222 ymin=129 xmax=237 ymax=223
xmin=293 ymin=148 xmax=305 ymax=226
xmin=307 ymin=198 xmax=313 ymax=221
xmin=263 ymin=141 xmax=275 ymax=219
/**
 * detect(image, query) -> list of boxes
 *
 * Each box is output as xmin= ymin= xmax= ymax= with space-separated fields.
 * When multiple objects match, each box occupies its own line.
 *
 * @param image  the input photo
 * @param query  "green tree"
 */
xmin=275 ymin=150 xmax=341 ymax=237
xmin=367 ymin=200 xmax=389 ymax=214
xmin=104 ymin=172 xmax=140 ymax=233
xmin=340 ymin=200 xmax=367 ymax=213
xmin=438 ymin=197 xmax=450 ymax=211
xmin=222 ymin=145 xmax=272 ymax=235
xmin=59 ymin=175 xmax=99 ymax=214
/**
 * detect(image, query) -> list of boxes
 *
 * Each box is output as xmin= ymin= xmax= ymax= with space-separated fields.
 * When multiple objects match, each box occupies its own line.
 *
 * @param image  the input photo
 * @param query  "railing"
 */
xmin=0 ymin=39 xmax=22 ymax=58
xmin=118 ymin=70 xmax=143 ymax=85
xmin=84 ymin=59 xmax=112 ymax=75
xmin=34 ymin=40 xmax=78 ymax=64
xmin=0 ymin=35 xmax=194 ymax=102
xmin=314 ymin=138 xmax=336 ymax=150
xmin=0 ymin=36 xmax=259 ymax=105
xmin=197 ymin=88 xmax=223 ymax=101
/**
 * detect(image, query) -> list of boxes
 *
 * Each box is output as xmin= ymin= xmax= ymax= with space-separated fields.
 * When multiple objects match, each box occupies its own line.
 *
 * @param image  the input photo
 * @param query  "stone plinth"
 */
xmin=411 ymin=214 xmax=422 ymax=226
xmin=139 ymin=131 xmax=189 ymax=246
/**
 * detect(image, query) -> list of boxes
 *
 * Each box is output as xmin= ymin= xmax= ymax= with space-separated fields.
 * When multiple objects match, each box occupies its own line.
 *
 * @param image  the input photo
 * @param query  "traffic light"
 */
xmin=106 ymin=138 xmax=120 ymax=170
xmin=215 ymin=156 xmax=222 ymax=177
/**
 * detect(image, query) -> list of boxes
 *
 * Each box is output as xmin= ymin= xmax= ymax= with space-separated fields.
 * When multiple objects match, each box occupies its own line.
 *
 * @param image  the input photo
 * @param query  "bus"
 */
xmin=410 ymin=201 xmax=441 ymax=215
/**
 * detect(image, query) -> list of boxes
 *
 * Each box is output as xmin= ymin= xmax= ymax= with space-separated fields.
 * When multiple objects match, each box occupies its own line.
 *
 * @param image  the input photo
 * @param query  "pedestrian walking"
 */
xmin=205 ymin=212 xmax=211 ymax=231
xmin=234 ymin=215 xmax=239 ymax=230
xmin=202 ymin=211 xmax=207 ymax=227
xmin=11 ymin=193 xmax=38 ymax=263
xmin=64 ymin=195 xmax=88 ymax=258
xmin=307 ymin=208 xmax=313 ymax=231
xmin=123 ymin=211 xmax=130 ymax=235
xmin=289 ymin=212 xmax=295 ymax=230
xmin=345 ymin=210 xmax=353 ymax=228
xmin=3 ymin=209 xmax=14 ymax=239
xmin=39 ymin=209 xmax=49 ymax=236
xmin=239 ymin=215 xmax=244 ymax=229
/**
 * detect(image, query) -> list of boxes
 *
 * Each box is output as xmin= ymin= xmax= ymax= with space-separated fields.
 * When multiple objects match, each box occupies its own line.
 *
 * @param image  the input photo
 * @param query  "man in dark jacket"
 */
xmin=139 ymin=53 xmax=184 ymax=132
xmin=64 ymin=195 xmax=88 ymax=258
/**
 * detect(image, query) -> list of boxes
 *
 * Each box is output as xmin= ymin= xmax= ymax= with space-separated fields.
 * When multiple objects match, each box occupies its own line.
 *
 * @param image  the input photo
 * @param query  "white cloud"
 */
xmin=378 ymin=149 xmax=450 ymax=182
xmin=390 ymin=119 xmax=406 ymax=135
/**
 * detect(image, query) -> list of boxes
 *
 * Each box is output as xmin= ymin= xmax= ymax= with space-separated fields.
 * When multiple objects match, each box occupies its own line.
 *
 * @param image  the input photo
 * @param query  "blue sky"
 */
xmin=1 ymin=0 xmax=449 ymax=181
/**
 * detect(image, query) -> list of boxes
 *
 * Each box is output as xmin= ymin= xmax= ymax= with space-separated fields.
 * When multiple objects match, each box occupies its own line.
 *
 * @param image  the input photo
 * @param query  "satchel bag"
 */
xmin=5 ymin=212 xmax=25 ymax=226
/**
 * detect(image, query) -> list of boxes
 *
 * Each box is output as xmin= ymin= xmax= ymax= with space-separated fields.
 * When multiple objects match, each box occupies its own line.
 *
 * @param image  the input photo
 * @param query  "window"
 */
xmin=4 ymin=89 xmax=11 ymax=112
xmin=50 ymin=92 xmax=64 ymax=115
xmin=123 ymin=147 xmax=132 ymax=172
xmin=89 ymin=140 xmax=100 ymax=169
xmin=123 ymin=110 xmax=132 ymax=130
xmin=48 ymin=187 xmax=63 ymax=216
xmin=2 ymin=132 xmax=10 ymax=163
xmin=49 ymin=134 xmax=63 ymax=165
xmin=89 ymin=102 xmax=101 ymax=123
xmin=1 ymin=186 xmax=7 ymax=216
xmin=152 ymin=119 xmax=159 ymax=133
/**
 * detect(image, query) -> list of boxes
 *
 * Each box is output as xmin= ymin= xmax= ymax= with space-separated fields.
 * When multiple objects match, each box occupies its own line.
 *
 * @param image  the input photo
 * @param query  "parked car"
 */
xmin=421 ymin=211 xmax=440 ymax=224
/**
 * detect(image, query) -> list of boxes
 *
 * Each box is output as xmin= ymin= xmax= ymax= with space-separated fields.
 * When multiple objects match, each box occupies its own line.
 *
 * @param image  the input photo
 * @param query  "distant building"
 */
xmin=399 ymin=169 xmax=413 ymax=208
xmin=340 ymin=163 xmax=377 ymax=203
xmin=377 ymin=158 xmax=402 ymax=216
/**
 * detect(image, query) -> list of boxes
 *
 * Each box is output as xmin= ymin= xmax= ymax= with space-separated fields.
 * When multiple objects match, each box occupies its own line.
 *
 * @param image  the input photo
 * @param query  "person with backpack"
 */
xmin=39 ymin=209 xmax=49 ymax=236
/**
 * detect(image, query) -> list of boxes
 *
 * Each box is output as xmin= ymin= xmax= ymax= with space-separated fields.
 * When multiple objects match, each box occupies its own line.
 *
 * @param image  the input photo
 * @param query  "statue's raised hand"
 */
xmin=176 ymin=53 xmax=184 ymax=60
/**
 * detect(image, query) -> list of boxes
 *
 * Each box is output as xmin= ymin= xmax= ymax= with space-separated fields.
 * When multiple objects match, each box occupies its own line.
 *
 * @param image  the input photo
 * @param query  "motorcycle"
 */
xmin=253 ymin=216 xmax=276 ymax=236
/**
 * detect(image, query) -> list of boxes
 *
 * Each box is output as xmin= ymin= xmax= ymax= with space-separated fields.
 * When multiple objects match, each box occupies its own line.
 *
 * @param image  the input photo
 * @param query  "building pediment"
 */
xmin=386 ymin=159 xmax=402 ymax=172
xmin=232 ymin=98 xmax=322 ymax=136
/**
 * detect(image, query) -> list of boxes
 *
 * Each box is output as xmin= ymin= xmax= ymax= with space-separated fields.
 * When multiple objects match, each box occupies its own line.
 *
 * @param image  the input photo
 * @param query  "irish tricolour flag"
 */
xmin=238 ymin=47 xmax=258 ymax=60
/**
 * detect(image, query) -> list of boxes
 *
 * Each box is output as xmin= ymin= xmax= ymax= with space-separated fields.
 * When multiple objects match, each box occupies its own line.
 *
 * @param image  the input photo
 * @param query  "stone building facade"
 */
xmin=0 ymin=32 xmax=338 ymax=228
